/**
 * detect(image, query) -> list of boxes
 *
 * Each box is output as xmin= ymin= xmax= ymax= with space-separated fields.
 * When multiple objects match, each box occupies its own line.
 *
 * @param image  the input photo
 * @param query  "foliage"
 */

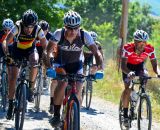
xmin=150 ymin=21 xmax=160 ymax=58
xmin=0 ymin=0 xmax=65 ymax=31
xmin=127 ymin=1 xmax=155 ymax=41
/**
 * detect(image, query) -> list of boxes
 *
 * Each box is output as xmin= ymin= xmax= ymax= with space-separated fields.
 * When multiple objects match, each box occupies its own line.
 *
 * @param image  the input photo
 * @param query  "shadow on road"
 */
xmin=80 ymin=107 xmax=104 ymax=115
xmin=26 ymin=108 xmax=52 ymax=120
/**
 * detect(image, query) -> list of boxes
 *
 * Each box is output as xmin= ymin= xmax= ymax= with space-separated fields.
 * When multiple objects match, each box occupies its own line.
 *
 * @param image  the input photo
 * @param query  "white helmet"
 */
xmin=133 ymin=30 xmax=149 ymax=41
xmin=2 ymin=18 xmax=14 ymax=30
xmin=64 ymin=10 xmax=81 ymax=28
xmin=90 ymin=31 xmax=97 ymax=41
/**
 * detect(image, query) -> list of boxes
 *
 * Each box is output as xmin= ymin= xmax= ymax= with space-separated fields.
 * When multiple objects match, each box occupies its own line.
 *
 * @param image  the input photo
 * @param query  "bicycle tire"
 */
xmin=1 ymin=71 xmax=8 ymax=112
xmin=138 ymin=93 xmax=152 ymax=130
xmin=67 ymin=100 xmax=79 ymax=130
xmin=15 ymin=83 xmax=27 ymax=130
xmin=81 ymin=86 xmax=85 ymax=103
xmin=85 ymin=80 xmax=92 ymax=109
xmin=34 ymin=68 xmax=43 ymax=112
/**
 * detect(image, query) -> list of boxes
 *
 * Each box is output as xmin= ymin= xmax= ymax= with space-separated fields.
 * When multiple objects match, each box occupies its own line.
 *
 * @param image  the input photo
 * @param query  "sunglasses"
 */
xmin=66 ymin=26 xmax=79 ymax=30
xmin=4 ymin=29 xmax=10 ymax=33
xmin=23 ymin=24 xmax=35 ymax=28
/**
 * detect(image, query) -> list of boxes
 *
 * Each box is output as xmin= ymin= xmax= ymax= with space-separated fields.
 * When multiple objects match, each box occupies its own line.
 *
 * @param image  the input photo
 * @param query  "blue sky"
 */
xmin=131 ymin=0 xmax=160 ymax=16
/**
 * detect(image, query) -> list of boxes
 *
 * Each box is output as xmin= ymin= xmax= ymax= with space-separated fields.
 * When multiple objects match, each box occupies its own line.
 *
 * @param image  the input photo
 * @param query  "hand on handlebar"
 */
xmin=127 ymin=71 xmax=135 ymax=80
xmin=5 ymin=55 xmax=14 ymax=65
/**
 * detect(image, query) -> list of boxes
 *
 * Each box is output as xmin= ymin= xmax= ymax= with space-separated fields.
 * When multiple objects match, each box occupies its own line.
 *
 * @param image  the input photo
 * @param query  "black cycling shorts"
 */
xmin=122 ymin=62 xmax=147 ymax=83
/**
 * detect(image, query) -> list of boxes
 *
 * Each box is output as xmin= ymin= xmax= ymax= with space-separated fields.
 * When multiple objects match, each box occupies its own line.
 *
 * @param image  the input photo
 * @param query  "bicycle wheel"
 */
xmin=138 ymin=94 xmax=152 ymax=130
xmin=85 ymin=80 xmax=92 ymax=109
xmin=1 ymin=71 xmax=8 ymax=112
xmin=81 ymin=86 xmax=85 ymax=103
xmin=15 ymin=83 xmax=27 ymax=130
xmin=34 ymin=68 xmax=43 ymax=112
xmin=67 ymin=100 xmax=79 ymax=130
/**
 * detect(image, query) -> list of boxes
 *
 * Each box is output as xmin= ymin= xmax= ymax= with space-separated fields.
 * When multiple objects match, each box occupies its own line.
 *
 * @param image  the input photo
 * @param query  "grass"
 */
xmin=93 ymin=59 xmax=160 ymax=122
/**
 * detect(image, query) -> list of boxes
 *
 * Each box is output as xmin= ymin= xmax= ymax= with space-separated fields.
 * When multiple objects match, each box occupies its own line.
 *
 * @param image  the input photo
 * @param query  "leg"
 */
xmin=6 ymin=65 xmax=19 ymax=120
xmin=121 ymin=82 xmax=131 ymax=127
xmin=76 ymin=81 xmax=83 ymax=107
xmin=28 ymin=51 xmax=39 ymax=102
xmin=49 ymin=80 xmax=67 ymax=127
xmin=49 ymin=79 xmax=57 ymax=114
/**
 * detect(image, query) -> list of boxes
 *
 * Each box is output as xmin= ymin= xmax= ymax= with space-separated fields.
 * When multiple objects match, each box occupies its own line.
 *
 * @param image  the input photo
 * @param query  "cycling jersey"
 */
xmin=36 ymin=31 xmax=52 ymax=46
xmin=36 ymin=31 xmax=52 ymax=59
xmin=50 ymin=28 xmax=94 ymax=64
xmin=122 ymin=43 xmax=156 ymax=65
xmin=11 ymin=20 xmax=45 ymax=49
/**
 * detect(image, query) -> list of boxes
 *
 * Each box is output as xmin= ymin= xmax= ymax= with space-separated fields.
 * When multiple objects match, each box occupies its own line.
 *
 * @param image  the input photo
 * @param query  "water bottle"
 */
xmin=46 ymin=68 xmax=56 ymax=78
xmin=95 ymin=71 xmax=104 ymax=79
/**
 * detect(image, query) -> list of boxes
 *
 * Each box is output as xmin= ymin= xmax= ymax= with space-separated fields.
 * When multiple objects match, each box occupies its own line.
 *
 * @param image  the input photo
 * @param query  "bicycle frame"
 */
xmin=129 ymin=76 xmax=154 ymax=127
xmin=13 ymin=59 xmax=30 ymax=130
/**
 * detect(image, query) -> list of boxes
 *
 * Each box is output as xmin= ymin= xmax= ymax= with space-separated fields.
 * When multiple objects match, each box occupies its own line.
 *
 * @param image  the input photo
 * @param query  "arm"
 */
xmin=150 ymin=59 xmax=160 ymax=75
xmin=121 ymin=57 xmax=131 ymax=74
xmin=3 ymin=32 xmax=15 ymax=55
xmin=88 ymin=44 xmax=103 ymax=69
xmin=39 ymin=37 xmax=47 ymax=51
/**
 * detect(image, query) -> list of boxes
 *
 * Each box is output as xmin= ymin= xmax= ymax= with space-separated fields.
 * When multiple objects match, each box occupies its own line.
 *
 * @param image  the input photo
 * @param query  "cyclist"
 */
xmin=2 ymin=9 xmax=47 ymax=120
xmin=36 ymin=20 xmax=52 ymax=89
xmin=0 ymin=18 xmax=14 ymax=58
xmin=47 ymin=10 xmax=103 ymax=127
xmin=121 ymin=29 xmax=160 ymax=127
xmin=83 ymin=31 xmax=104 ymax=75
xmin=35 ymin=20 xmax=54 ymax=113
xmin=0 ymin=18 xmax=14 ymax=72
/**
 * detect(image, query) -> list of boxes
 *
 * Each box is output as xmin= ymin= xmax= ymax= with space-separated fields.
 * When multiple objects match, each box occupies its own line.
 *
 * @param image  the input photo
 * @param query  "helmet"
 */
xmin=90 ymin=31 xmax=98 ymax=41
xmin=2 ymin=18 xmax=14 ymax=30
xmin=22 ymin=9 xmax=38 ymax=27
xmin=39 ymin=20 xmax=49 ymax=31
xmin=133 ymin=30 xmax=149 ymax=41
xmin=64 ymin=10 xmax=81 ymax=28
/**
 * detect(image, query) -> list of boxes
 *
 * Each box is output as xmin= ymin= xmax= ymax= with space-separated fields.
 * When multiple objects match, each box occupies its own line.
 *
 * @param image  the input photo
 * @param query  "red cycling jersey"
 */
xmin=122 ymin=43 xmax=156 ymax=65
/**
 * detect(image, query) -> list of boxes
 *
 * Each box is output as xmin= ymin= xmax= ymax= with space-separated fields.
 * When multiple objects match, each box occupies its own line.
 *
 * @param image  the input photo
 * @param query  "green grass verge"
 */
xmin=93 ymin=59 xmax=160 ymax=122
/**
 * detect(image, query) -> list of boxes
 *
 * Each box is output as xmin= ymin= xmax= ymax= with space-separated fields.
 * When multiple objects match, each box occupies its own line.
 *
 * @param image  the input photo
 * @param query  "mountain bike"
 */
xmin=47 ymin=67 xmax=103 ymax=130
xmin=119 ymin=76 xmax=156 ymax=130
xmin=34 ymin=59 xmax=43 ymax=112
xmin=12 ymin=58 xmax=30 ymax=130
xmin=82 ymin=59 xmax=93 ymax=109
xmin=0 ymin=57 xmax=8 ymax=112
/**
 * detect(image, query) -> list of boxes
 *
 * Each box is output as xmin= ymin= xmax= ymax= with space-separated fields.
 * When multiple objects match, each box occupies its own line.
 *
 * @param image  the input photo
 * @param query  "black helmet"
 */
xmin=22 ymin=9 xmax=38 ymax=27
xmin=39 ymin=20 xmax=49 ymax=31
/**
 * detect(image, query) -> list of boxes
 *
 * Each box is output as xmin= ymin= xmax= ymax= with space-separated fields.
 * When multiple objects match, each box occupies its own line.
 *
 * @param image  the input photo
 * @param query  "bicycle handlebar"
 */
xmin=129 ymin=75 xmax=160 ymax=88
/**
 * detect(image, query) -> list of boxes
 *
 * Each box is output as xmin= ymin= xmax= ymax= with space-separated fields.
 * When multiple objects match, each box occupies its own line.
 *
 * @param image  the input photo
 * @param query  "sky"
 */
xmin=131 ymin=0 xmax=160 ymax=16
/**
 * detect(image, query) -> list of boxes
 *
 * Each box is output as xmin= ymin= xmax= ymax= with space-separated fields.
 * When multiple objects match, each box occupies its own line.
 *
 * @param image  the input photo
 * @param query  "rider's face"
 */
xmin=65 ymin=26 xmax=79 ymax=37
xmin=23 ymin=25 xmax=34 ymax=35
xmin=135 ymin=40 xmax=146 ymax=52
xmin=4 ymin=28 xmax=11 ymax=34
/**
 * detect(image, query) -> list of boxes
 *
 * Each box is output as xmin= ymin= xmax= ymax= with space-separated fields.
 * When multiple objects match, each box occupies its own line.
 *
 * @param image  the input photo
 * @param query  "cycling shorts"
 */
xmin=122 ymin=62 xmax=148 ymax=83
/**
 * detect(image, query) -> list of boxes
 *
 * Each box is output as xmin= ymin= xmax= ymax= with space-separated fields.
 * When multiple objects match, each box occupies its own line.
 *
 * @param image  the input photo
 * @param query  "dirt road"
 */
xmin=0 ymin=92 xmax=160 ymax=130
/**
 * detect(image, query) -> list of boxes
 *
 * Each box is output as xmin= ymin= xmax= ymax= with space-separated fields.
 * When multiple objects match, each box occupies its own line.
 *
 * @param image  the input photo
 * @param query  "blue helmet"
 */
xmin=2 ymin=18 xmax=14 ymax=30
xmin=64 ymin=10 xmax=81 ymax=28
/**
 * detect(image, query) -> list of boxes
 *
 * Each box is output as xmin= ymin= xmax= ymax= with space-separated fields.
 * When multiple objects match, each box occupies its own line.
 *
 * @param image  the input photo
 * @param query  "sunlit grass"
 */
xmin=93 ymin=59 xmax=160 ymax=122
